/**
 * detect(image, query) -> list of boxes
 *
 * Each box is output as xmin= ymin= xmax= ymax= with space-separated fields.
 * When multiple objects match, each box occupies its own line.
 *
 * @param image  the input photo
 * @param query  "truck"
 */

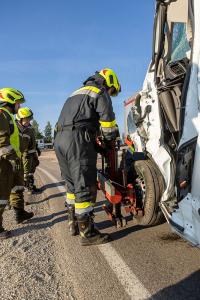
xmin=98 ymin=0 xmax=200 ymax=247
xmin=36 ymin=139 xmax=45 ymax=150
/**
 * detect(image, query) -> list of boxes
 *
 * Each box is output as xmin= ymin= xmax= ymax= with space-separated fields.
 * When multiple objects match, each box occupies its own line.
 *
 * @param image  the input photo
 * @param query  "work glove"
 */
xmin=94 ymin=137 xmax=105 ymax=155
xmin=94 ymin=142 xmax=106 ymax=155
xmin=9 ymin=158 xmax=21 ymax=172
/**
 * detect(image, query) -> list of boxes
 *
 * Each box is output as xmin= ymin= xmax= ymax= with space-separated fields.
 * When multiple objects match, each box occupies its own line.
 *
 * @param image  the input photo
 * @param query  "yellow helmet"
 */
xmin=0 ymin=88 xmax=25 ymax=105
xmin=16 ymin=107 xmax=33 ymax=121
xmin=99 ymin=68 xmax=121 ymax=96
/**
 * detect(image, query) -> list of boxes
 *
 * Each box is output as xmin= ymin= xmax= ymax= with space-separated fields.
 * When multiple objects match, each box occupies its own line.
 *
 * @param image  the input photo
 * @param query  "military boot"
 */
xmin=31 ymin=185 xmax=41 ymax=193
xmin=26 ymin=175 xmax=41 ymax=194
xmin=28 ymin=185 xmax=42 ymax=195
xmin=0 ymin=213 xmax=11 ymax=239
xmin=14 ymin=208 xmax=34 ymax=224
xmin=68 ymin=205 xmax=79 ymax=236
xmin=77 ymin=213 xmax=110 ymax=246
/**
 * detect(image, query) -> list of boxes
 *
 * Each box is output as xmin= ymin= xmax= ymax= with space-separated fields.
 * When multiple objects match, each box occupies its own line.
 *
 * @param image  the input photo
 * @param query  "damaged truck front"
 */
xmin=124 ymin=0 xmax=200 ymax=246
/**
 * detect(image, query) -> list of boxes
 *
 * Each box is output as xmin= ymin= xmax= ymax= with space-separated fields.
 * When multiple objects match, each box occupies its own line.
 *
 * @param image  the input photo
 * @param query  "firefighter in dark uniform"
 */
xmin=0 ymin=88 xmax=34 ymax=239
xmin=54 ymin=68 xmax=121 ymax=246
xmin=16 ymin=107 xmax=40 ymax=193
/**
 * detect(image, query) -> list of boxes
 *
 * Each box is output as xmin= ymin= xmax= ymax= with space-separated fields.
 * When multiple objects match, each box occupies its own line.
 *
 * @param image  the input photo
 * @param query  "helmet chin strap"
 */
xmin=18 ymin=119 xmax=29 ymax=127
xmin=22 ymin=121 xmax=30 ymax=127
xmin=107 ymin=86 xmax=117 ymax=96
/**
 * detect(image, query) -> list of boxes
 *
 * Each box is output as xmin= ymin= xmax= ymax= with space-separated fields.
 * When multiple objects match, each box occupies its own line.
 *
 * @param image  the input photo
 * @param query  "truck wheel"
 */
xmin=146 ymin=160 xmax=165 ymax=226
xmin=132 ymin=160 xmax=164 ymax=226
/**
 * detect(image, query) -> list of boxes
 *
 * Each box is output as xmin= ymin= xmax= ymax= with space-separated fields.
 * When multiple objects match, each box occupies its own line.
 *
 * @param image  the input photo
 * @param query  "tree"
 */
xmin=44 ymin=121 xmax=52 ymax=143
xmin=32 ymin=119 xmax=44 ymax=139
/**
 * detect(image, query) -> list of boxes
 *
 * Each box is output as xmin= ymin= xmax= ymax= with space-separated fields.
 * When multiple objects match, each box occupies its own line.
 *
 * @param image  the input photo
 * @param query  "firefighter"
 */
xmin=16 ymin=107 xmax=40 ymax=193
xmin=54 ymin=68 xmax=121 ymax=246
xmin=0 ymin=88 xmax=34 ymax=239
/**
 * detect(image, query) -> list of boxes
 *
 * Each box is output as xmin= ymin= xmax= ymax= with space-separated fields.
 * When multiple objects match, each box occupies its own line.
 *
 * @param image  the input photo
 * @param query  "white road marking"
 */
xmin=38 ymin=166 xmax=151 ymax=300
xmin=98 ymin=243 xmax=151 ymax=300
xmin=37 ymin=167 xmax=65 ymax=190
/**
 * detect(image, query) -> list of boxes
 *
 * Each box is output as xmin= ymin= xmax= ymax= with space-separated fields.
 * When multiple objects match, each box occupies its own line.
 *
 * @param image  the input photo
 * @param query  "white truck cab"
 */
xmin=124 ymin=0 xmax=200 ymax=246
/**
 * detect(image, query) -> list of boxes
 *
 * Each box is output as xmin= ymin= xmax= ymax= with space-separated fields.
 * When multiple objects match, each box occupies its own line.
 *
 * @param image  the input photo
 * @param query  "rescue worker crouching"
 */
xmin=54 ymin=68 xmax=121 ymax=246
xmin=0 ymin=88 xmax=34 ymax=239
xmin=16 ymin=107 xmax=40 ymax=194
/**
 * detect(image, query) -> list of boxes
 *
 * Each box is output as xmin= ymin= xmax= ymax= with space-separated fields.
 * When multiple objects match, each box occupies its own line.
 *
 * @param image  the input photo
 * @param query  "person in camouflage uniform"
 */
xmin=16 ymin=107 xmax=40 ymax=194
xmin=0 ymin=88 xmax=34 ymax=239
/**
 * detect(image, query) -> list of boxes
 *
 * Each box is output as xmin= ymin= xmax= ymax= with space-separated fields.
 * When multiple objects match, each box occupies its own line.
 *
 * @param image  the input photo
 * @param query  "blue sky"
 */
xmin=0 ymin=0 xmax=155 ymax=134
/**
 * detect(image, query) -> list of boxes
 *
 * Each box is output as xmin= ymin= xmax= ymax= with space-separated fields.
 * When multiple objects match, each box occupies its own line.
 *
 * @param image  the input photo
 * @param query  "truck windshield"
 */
xmin=127 ymin=111 xmax=137 ymax=134
xmin=171 ymin=22 xmax=190 ymax=62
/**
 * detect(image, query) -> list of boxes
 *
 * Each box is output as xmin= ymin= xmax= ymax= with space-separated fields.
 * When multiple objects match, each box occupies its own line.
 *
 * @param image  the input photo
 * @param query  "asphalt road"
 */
xmin=37 ymin=151 xmax=200 ymax=300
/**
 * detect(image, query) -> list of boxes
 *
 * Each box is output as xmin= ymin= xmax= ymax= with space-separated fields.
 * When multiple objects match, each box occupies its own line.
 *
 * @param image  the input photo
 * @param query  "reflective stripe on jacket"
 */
xmin=57 ymin=81 xmax=117 ymax=140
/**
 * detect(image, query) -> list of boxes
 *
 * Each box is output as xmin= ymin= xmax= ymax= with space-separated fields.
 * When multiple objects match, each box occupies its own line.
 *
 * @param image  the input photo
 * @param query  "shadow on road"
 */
xmin=37 ymin=181 xmax=65 ymax=194
xmin=27 ymin=209 xmax=67 ymax=223
xmin=97 ymin=217 xmax=145 ymax=241
xmin=10 ymin=209 xmax=68 ymax=238
xmin=28 ymin=192 xmax=66 ymax=205
xmin=95 ymin=200 xmax=108 ymax=207
xmin=94 ymin=200 xmax=108 ymax=213
xmin=109 ymin=224 xmax=144 ymax=241
xmin=147 ymin=269 xmax=200 ymax=300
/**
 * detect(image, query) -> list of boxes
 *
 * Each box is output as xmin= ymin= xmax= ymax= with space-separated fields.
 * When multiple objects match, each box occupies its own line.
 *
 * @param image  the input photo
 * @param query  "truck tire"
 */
xmin=146 ymin=160 xmax=165 ymax=226
xmin=132 ymin=159 xmax=164 ymax=226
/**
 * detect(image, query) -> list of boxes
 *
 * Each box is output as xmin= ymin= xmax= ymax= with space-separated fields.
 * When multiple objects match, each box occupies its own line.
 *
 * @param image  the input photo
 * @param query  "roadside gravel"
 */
xmin=0 ymin=179 xmax=74 ymax=300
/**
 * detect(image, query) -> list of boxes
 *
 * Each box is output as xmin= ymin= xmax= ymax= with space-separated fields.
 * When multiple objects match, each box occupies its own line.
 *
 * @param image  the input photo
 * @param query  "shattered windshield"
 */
xmin=171 ymin=23 xmax=190 ymax=61
xmin=127 ymin=111 xmax=137 ymax=134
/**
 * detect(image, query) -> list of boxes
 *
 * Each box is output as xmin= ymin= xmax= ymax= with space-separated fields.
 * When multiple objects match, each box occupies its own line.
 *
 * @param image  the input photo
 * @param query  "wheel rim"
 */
xmin=135 ymin=175 xmax=146 ymax=209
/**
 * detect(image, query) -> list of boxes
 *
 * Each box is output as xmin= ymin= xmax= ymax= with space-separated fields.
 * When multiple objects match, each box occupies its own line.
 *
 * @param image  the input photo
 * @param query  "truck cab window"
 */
xmin=171 ymin=22 xmax=191 ymax=62
xmin=127 ymin=111 xmax=137 ymax=134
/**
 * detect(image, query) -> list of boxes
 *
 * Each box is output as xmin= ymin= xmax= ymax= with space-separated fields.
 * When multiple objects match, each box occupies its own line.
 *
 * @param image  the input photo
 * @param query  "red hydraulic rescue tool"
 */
xmin=97 ymin=136 xmax=143 ymax=228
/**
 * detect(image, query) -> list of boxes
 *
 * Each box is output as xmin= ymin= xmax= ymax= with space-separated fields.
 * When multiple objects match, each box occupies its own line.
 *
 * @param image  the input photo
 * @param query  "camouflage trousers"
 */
xmin=0 ymin=159 xmax=24 ymax=229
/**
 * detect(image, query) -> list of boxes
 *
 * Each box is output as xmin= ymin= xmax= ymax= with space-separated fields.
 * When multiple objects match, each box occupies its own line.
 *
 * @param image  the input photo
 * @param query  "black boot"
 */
xmin=26 ymin=175 xmax=41 ymax=194
xmin=0 ymin=215 xmax=11 ymax=239
xmin=32 ymin=185 xmax=41 ymax=193
xmin=77 ymin=213 xmax=110 ymax=246
xmin=26 ymin=184 xmax=41 ymax=194
xmin=68 ymin=205 xmax=79 ymax=236
xmin=14 ymin=208 xmax=34 ymax=224
xmin=0 ymin=228 xmax=11 ymax=240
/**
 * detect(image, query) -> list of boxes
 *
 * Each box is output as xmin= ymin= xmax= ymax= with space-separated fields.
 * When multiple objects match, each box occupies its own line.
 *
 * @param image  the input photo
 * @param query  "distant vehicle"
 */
xmin=36 ymin=139 xmax=45 ymax=149
xmin=44 ymin=142 xmax=53 ymax=149
xmin=124 ymin=0 xmax=200 ymax=246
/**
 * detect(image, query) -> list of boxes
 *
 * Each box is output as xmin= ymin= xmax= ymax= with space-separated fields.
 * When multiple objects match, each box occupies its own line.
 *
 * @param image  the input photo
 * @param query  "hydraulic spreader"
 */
xmin=97 ymin=137 xmax=144 ymax=228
